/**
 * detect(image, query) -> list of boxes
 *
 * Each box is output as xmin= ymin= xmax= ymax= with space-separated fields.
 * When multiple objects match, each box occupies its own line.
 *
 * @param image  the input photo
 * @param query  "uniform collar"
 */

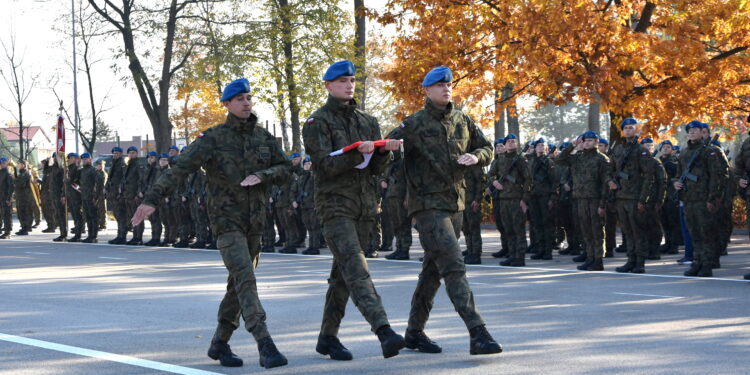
xmin=424 ymin=98 xmax=453 ymax=119
xmin=324 ymin=95 xmax=358 ymax=115
xmin=225 ymin=112 xmax=258 ymax=131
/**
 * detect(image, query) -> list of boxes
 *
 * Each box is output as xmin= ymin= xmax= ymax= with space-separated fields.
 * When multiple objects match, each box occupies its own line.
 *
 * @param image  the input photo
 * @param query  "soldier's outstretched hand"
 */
xmin=457 ymin=153 xmax=478 ymax=165
xmin=357 ymin=141 xmax=375 ymax=154
xmin=241 ymin=174 xmax=262 ymax=187
xmin=131 ymin=204 xmax=156 ymax=227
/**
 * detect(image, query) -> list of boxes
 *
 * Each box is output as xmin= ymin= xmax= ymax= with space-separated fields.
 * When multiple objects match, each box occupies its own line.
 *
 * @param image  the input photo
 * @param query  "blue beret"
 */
xmin=67 ymin=152 xmax=79 ymax=158
xmin=220 ymin=78 xmax=251 ymax=102
xmin=660 ymin=140 xmax=673 ymax=147
xmin=0 ymin=157 xmax=7 ymax=163
xmin=620 ymin=117 xmax=638 ymax=129
xmin=111 ymin=146 xmax=123 ymax=153
xmin=291 ymin=152 xmax=301 ymax=158
xmin=685 ymin=120 xmax=703 ymax=131
xmin=126 ymin=146 xmax=138 ymax=153
xmin=673 ymin=145 xmax=681 ymax=151
xmin=640 ymin=137 xmax=654 ymax=144
xmin=422 ymin=66 xmax=452 ymax=87
xmin=323 ymin=60 xmax=355 ymax=81
xmin=533 ymin=137 xmax=546 ymax=146
xmin=581 ymin=130 xmax=598 ymax=140
xmin=147 ymin=151 xmax=158 ymax=157
xmin=180 ymin=146 xmax=188 ymax=152
xmin=80 ymin=152 xmax=91 ymax=159
xmin=169 ymin=145 xmax=179 ymax=151
xmin=304 ymin=156 xmax=311 ymax=163
xmin=560 ymin=142 xmax=572 ymax=149
xmin=548 ymin=142 xmax=555 ymax=149
xmin=494 ymin=138 xmax=506 ymax=145
xmin=598 ymin=138 xmax=609 ymax=145
xmin=700 ymin=122 xmax=709 ymax=129
xmin=505 ymin=133 xmax=518 ymax=140
xmin=160 ymin=153 xmax=169 ymax=159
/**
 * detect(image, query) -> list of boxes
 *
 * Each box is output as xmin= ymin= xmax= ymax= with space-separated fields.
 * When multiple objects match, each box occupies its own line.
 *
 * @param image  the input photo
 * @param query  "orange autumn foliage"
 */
xmin=171 ymin=79 xmax=227 ymax=139
xmin=373 ymin=0 xmax=750 ymax=138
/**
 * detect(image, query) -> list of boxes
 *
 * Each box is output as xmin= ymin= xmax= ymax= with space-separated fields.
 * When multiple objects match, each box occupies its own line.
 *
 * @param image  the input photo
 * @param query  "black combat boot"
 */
xmin=461 ymin=250 xmax=468 ymax=257
xmin=499 ymin=258 xmax=513 ymax=266
xmin=53 ymin=235 xmax=67 ymax=242
xmin=631 ymin=257 xmax=645 ymax=274
xmin=683 ymin=263 xmax=700 ymax=277
xmin=572 ymin=252 xmax=587 ymax=262
xmin=509 ymin=258 xmax=525 ymax=267
xmin=68 ymin=234 xmax=82 ymax=242
xmin=189 ymin=241 xmax=207 ymax=249
xmin=279 ymin=246 xmax=297 ymax=254
xmin=126 ymin=238 xmax=143 ymax=246
xmin=577 ymin=258 xmax=593 ymax=270
xmin=143 ymin=239 xmax=160 ymax=246
xmin=260 ymin=246 xmax=275 ymax=253
xmin=158 ymin=241 xmax=172 ymax=247
xmin=272 ymin=239 xmax=284 ymax=247
xmin=743 ymin=272 xmax=750 ymax=280
xmin=378 ymin=245 xmax=392 ymax=253
xmin=529 ymin=252 xmax=544 ymax=260
xmin=464 ymin=254 xmax=481 ymax=265
xmin=491 ymin=248 xmax=508 ymax=258
xmin=385 ymin=248 xmax=409 ymax=260
xmin=376 ymin=325 xmax=405 ymax=358
xmin=586 ymin=258 xmax=604 ymax=271
xmin=302 ymin=247 xmax=320 ymax=255
xmin=15 ymin=228 xmax=29 ymax=236
xmin=697 ymin=263 xmax=713 ymax=277
xmin=108 ymin=237 xmax=126 ymax=245
xmin=615 ymin=244 xmax=627 ymax=253
xmin=42 ymin=227 xmax=57 ymax=233
xmin=404 ymin=330 xmax=442 ymax=353
xmin=173 ymin=239 xmax=190 ymax=248
xmin=315 ymin=335 xmax=353 ymax=361
xmin=647 ymin=248 xmax=661 ymax=260
xmin=82 ymin=237 xmax=98 ymax=243
xmin=469 ymin=325 xmax=502 ymax=355
xmin=615 ymin=257 xmax=635 ymax=273
xmin=364 ymin=248 xmax=378 ymax=258
xmin=256 ymin=336 xmax=287 ymax=369
xmin=207 ymin=337 xmax=243 ymax=367
xmin=0 ymin=232 xmax=10 ymax=239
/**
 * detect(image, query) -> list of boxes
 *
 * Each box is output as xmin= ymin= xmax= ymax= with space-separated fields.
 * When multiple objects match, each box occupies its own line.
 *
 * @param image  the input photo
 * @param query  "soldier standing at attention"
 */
xmin=65 ymin=153 xmax=84 ymax=242
xmin=144 ymin=151 xmax=163 ymax=246
xmin=528 ymin=138 xmax=557 ymax=261
xmin=122 ymin=146 xmax=147 ymax=246
xmin=488 ymin=138 xmax=509 ymax=258
xmin=40 ymin=158 xmax=57 ymax=233
xmin=658 ymin=141 xmax=681 ymax=255
xmin=13 ymin=160 xmax=34 ymax=236
xmin=383 ymin=155 xmax=412 ymax=260
xmin=598 ymin=138 xmax=617 ymax=257
xmin=488 ymin=133 xmax=532 ymax=267
xmin=555 ymin=131 xmax=611 ymax=271
xmin=461 ymin=162 xmax=485 ymax=264
xmin=0 ymin=157 xmax=13 ymax=238
xmin=132 ymin=78 xmax=291 ymax=369
xmin=107 ymin=147 xmax=128 ymax=244
xmin=49 ymin=155 xmax=68 ymax=242
xmin=303 ymin=60 xmax=405 ymax=361
xmin=386 ymin=66 xmax=502 ymax=356
xmin=95 ymin=160 xmax=107 ymax=231
xmin=79 ymin=153 xmax=103 ymax=243
xmin=610 ymin=118 xmax=655 ymax=274
xmin=292 ymin=156 xmax=321 ymax=255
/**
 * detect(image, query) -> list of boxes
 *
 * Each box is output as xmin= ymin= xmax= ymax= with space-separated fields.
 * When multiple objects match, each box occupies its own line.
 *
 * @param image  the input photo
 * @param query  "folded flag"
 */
xmin=328 ymin=139 xmax=402 ymax=169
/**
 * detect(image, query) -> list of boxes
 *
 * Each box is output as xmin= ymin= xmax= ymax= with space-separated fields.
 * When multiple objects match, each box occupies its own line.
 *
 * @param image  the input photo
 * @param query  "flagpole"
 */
xmin=71 ymin=0 xmax=80 ymax=154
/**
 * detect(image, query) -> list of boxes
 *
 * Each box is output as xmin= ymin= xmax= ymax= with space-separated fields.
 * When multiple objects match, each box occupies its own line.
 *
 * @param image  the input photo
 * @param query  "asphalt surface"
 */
xmin=1 ymin=219 xmax=749 ymax=375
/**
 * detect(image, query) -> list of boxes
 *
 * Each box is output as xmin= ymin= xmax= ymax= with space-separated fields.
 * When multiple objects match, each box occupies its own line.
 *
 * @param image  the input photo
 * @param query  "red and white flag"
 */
xmin=56 ymin=115 xmax=65 ymax=165
xmin=328 ymin=139 xmax=402 ymax=169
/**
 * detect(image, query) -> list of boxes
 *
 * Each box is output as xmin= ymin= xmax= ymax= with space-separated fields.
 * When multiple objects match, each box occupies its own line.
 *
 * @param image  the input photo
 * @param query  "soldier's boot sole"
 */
xmin=615 ymin=262 xmax=635 ymax=273
xmin=315 ymin=337 xmax=353 ymax=361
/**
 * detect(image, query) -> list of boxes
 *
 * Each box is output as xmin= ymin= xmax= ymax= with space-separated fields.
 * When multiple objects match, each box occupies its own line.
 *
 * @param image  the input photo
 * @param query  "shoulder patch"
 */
xmin=641 ymin=152 xmax=647 ymax=155
xmin=197 ymin=132 xmax=204 ymax=138
xmin=306 ymin=117 xmax=315 ymax=125
xmin=400 ymin=121 xmax=407 ymax=128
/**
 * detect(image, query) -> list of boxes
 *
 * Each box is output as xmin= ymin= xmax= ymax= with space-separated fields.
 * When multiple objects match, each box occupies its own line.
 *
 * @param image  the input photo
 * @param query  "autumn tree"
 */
xmin=0 ymin=30 xmax=38 ymax=161
xmin=375 ymin=0 xmax=750 ymax=142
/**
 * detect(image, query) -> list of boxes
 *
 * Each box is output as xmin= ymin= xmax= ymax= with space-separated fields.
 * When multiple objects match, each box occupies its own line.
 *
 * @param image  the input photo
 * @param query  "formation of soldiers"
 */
xmin=2 ymin=62 xmax=750 ymax=369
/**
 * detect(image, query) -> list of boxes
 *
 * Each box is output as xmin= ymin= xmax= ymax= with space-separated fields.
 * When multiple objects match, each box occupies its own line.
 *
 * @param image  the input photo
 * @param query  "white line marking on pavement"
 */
xmin=24 ymin=251 xmax=50 ymax=255
xmin=297 ymin=270 xmax=328 ymax=275
xmin=472 ymin=282 xmax=495 ymax=286
xmin=613 ymin=292 xmax=684 ymax=299
xmin=0 ymin=333 xmax=225 ymax=375
xmin=98 ymin=257 xmax=127 ymax=260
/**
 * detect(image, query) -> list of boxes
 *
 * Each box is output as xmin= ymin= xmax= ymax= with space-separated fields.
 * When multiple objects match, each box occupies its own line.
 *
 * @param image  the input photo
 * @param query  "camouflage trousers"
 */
xmin=16 ymin=199 xmax=34 ymax=230
xmin=262 ymin=208 xmax=276 ymax=249
xmin=379 ymin=197 xmax=394 ymax=249
xmin=162 ymin=202 xmax=179 ymax=243
xmin=275 ymin=206 xmax=297 ymax=247
xmin=82 ymin=199 xmax=98 ymax=239
xmin=69 ymin=197 xmax=84 ymax=236
xmin=386 ymin=197 xmax=412 ymax=251
xmin=616 ymin=199 xmax=649 ymax=260
xmin=53 ymin=197 xmax=67 ymax=236
xmin=31 ymin=198 xmax=41 ymax=226
xmin=126 ymin=197 xmax=144 ymax=241
xmin=496 ymin=199 xmax=527 ymax=261
xmin=190 ymin=200 xmax=209 ymax=243
xmin=109 ymin=196 xmax=128 ymax=239
xmin=461 ymin=206 xmax=483 ymax=257
xmin=0 ymin=201 xmax=11 ymax=233
xmin=97 ymin=197 xmax=106 ymax=229
xmin=684 ymin=201 xmax=720 ymax=268
xmin=213 ymin=231 xmax=269 ymax=342
xmin=558 ymin=200 xmax=580 ymax=249
xmin=528 ymin=195 xmax=553 ymax=256
xmin=148 ymin=205 xmax=162 ymax=242
xmin=660 ymin=199 xmax=681 ymax=251
xmin=301 ymin=208 xmax=321 ymax=249
xmin=177 ymin=200 xmax=194 ymax=242
xmin=576 ymin=199 xmax=605 ymax=260
xmin=42 ymin=193 xmax=57 ymax=229
xmin=605 ymin=204 xmax=618 ymax=252
xmin=409 ymin=210 xmax=485 ymax=332
xmin=643 ymin=203 xmax=663 ymax=253
xmin=320 ymin=216 xmax=390 ymax=336
xmin=491 ymin=199 xmax=508 ymax=252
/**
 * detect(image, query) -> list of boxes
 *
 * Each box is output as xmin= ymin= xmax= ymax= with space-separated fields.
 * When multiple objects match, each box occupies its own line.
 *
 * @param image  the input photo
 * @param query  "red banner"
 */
xmin=56 ymin=115 xmax=65 ymax=154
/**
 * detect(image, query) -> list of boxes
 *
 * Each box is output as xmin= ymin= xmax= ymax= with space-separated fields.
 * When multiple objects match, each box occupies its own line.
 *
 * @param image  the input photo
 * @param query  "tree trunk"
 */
xmin=354 ymin=0 xmax=367 ymax=110
xmin=277 ymin=0 xmax=301 ymax=152
xmin=493 ymin=89 xmax=505 ymax=140
xmin=588 ymin=99 xmax=601 ymax=133
xmin=609 ymin=111 xmax=625 ymax=145
xmin=502 ymin=83 xmax=520 ymax=137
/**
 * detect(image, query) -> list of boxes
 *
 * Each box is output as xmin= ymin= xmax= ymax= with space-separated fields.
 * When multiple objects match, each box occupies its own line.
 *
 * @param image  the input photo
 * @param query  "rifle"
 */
xmin=607 ymin=139 xmax=639 ymax=203
xmin=671 ymin=133 xmax=720 ymax=203
xmin=294 ymin=172 xmax=311 ymax=214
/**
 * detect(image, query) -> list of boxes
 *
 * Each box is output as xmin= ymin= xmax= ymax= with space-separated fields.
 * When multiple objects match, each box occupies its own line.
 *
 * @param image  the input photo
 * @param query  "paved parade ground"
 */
xmin=1 ymin=221 xmax=749 ymax=375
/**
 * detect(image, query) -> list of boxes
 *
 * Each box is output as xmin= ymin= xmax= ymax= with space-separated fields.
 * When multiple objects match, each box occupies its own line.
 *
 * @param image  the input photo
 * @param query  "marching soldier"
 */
xmin=610 ymin=118 xmax=656 ymax=274
xmin=132 ymin=78 xmax=292 ymax=369
xmin=79 ymin=153 xmax=103 ymax=243
xmin=0 ymin=157 xmax=13 ymax=238
xmin=107 ymin=147 xmax=129 ymax=244
xmin=386 ymin=66 xmax=502 ymax=356
xmin=13 ymin=160 xmax=34 ymax=235
xmin=303 ymin=60 xmax=405 ymax=361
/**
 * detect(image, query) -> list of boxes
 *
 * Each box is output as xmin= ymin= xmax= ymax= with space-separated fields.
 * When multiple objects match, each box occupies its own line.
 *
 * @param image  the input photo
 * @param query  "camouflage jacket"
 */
xmin=14 ymin=168 xmax=32 ymax=201
xmin=673 ymin=139 xmax=728 ymax=203
xmin=734 ymin=136 xmax=750 ymax=177
xmin=49 ymin=163 xmax=65 ymax=199
xmin=65 ymin=163 xmax=82 ymax=201
xmin=122 ymin=157 xmax=147 ymax=199
xmin=609 ymin=138 xmax=655 ymax=203
xmin=647 ymin=157 xmax=667 ymax=206
xmin=528 ymin=153 xmax=557 ymax=197
xmin=463 ymin=165 xmax=486 ymax=205
xmin=0 ymin=168 xmax=14 ymax=201
xmin=144 ymin=113 xmax=291 ymax=235
xmin=106 ymin=157 xmax=127 ymax=199
xmin=384 ymin=156 xmax=407 ymax=200
xmin=555 ymin=147 xmax=611 ymax=207
xmin=79 ymin=164 xmax=103 ymax=202
xmin=386 ymin=99 xmax=493 ymax=215
xmin=273 ymin=173 xmax=295 ymax=208
xmin=291 ymin=169 xmax=315 ymax=209
xmin=487 ymin=149 xmax=532 ymax=202
xmin=303 ymin=95 xmax=391 ymax=221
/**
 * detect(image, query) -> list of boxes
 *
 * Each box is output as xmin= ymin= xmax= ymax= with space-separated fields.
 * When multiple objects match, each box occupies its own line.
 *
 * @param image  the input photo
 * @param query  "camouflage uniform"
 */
xmin=527 ymin=152 xmax=557 ymax=259
xmin=40 ymin=161 xmax=57 ymax=231
xmin=557 ymin=164 xmax=581 ymax=254
xmin=386 ymin=98 xmax=492 ymax=332
xmin=303 ymin=95 xmax=393 ymax=336
xmin=609 ymin=139 xmax=655 ymax=270
xmin=144 ymin=160 xmax=164 ymax=243
xmin=188 ymin=170 xmax=210 ymax=246
xmin=273 ymin=175 xmax=298 ymax=249
xmin=80 ymin=163 xmax=103 ymax=239
xmin=383 ymin=157 xmax=412 ymax=256
xmin=555 ymin=146 xmax=611 ymax=265
xmin=645 ymin=157 xmax=667 ymax=259
xmin=674 ymin=139 xmax=728 ymax=273
xmin=461 ymin=165 xmax=485 ymax=262
xmin=66 ymin=162 xmax=84 ymax=238
xmin=122 ymin=155 xmax=147 ymax=242
xmin=291 ymin=169 xmax=320 ymax=250
xmin=49 ymin=162 xmax=67 ymax=237
xmin=0 ymin=166 xmax=13 ymax=234
xmin=144 ymin=112 xmax=291 ymax=342
xmin=659 ymin=154 xmax=681 ymax=253
xmin=106 ymin=156 xmax=128 ymax=240
xmin=14 ymin=167 xmax=34 ymax=232
xmin=96 ymin=167 xmax=107 ymax=230
xmin=487 ymin=148 xmax=532 ymax=265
